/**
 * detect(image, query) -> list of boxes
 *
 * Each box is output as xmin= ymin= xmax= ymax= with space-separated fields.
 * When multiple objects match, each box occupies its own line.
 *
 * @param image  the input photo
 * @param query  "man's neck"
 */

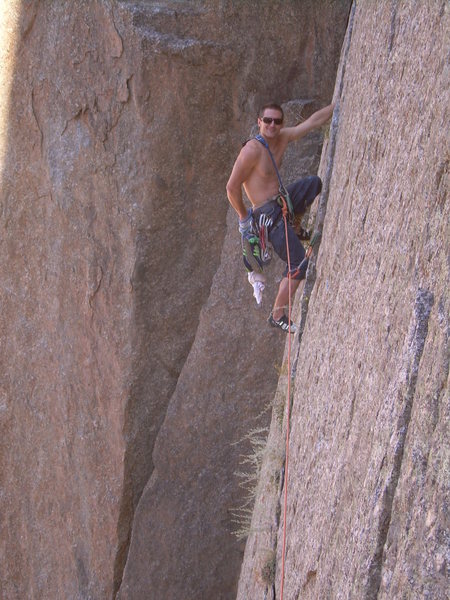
xmin=259 ymin=132 xmax=274 ymax=150
xmin=259 ymin=132 xmax=279 ymax=151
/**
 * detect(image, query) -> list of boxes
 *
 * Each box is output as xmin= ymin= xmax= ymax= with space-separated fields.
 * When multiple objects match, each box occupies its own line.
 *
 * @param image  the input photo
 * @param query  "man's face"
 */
xmin=258 ymin=109 xmax=283 ymax=139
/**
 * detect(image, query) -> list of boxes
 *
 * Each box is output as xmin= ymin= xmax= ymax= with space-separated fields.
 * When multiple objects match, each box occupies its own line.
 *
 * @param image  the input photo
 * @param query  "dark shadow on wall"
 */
xmin=111 ymin=2 xmax=235 ymax=592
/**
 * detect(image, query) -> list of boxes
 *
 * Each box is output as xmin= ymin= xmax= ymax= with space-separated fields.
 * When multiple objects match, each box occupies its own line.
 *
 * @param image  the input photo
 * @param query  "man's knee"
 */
xmin=289 ymin=176 xmax=322 ymax=213
xmin=308 ymin=176 xmax=322 ymax=203
xmin=299 ymin=176 xmax=322 ymax=212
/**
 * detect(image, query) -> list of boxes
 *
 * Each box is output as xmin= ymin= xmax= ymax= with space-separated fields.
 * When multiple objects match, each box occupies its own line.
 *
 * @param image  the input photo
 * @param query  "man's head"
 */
xmin=258 ymin=103 xmax=284 ymax=121
xmin=258 ymin=103 xmax=284 ymax=138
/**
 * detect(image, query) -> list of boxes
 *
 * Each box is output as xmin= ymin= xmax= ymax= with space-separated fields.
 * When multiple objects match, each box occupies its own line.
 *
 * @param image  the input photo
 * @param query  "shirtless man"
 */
xmin=226 ymin=101 xmax=334 ymax=332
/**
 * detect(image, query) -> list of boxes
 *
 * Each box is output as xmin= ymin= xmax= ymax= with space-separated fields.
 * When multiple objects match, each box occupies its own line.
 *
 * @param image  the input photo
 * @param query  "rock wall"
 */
xmin=1 ymin=3 xmax=136 ymax=599
xmin=115 ymin=2 xmax=350 ymax=599
xmin=0 ymin=1 xmax=350 ymax=599
xmin=237 ymin=2 xmax=449 ymax=599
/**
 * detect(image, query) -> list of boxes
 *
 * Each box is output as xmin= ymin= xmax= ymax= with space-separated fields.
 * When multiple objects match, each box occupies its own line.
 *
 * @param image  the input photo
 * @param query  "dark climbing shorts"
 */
xmin=253 ymin=176 xmax=322 ymax=280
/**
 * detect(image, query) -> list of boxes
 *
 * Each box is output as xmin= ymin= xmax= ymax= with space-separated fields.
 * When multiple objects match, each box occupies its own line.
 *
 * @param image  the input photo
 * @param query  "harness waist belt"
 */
xmin=253 ymin=199 xmax=286 ymax=235
xmin=252 ymin=196 xmax=283 ymax=221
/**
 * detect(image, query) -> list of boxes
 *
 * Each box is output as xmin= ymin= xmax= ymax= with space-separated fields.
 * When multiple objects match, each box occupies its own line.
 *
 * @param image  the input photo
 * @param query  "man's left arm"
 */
xmin=283 ymin=102 xmax=335 ymax=143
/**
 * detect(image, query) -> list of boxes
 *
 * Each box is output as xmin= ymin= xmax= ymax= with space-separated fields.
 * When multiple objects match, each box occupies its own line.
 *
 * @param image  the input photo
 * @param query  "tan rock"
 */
xmin=116 ymin=0 xmax=350 ymax=593
xmin=0 ymin=1 xmax=351 ymax=598
xmin=237 ymin=2 xmax=449 ymax=599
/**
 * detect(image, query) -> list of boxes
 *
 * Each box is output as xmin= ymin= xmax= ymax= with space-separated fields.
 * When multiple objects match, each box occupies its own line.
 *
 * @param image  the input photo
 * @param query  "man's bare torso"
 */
xmin=242 ymin=135 xmax=289 ymax=208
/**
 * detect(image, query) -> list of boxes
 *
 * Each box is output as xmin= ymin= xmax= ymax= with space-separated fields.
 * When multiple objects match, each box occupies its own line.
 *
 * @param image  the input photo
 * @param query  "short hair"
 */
xmin=258 ymin=102 xmax=284 ymax=121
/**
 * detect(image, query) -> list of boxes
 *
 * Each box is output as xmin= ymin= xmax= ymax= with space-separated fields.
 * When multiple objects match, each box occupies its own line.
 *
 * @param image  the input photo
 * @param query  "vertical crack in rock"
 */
xmin=236 ymin=3 xmax=446 ymax=598
xmin=293 ymin=0 xmax=356 ymax=376
xmin=113 ymin=441 xmax=144 ymax=598
xmin=387 ymin=0 xmax=399 ymax=56
xmin=234 ymin=6 xmax=355 ymax=599
xmin=30 ymin=87 xmax=44 ymax=151
xmin=364 ymin=288 xmax=435 ymax=599
xmin=111 ymin=4 xmax=233 ymax=594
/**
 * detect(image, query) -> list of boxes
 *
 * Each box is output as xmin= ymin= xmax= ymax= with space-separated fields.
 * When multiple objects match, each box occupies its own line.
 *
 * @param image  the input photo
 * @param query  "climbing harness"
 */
xmin=243 ymin=135 xmax=305 ymax=304
xmin=255 ymin=133 xmax=309 ymax=280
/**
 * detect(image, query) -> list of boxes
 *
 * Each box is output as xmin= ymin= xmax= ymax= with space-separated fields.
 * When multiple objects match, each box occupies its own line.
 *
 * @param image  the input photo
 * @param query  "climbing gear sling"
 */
xmin=254 ymin=134 xmax=294 ymax=222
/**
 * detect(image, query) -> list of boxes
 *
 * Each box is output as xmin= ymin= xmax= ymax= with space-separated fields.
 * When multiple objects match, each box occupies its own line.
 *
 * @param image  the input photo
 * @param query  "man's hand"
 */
xmin=238 ymin=209 xmax=254 ymax=236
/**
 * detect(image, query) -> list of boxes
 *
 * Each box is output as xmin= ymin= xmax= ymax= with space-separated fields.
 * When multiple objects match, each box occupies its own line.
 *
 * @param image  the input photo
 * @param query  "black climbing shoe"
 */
xmin=268 ymin=314 xmax=297 ymax=333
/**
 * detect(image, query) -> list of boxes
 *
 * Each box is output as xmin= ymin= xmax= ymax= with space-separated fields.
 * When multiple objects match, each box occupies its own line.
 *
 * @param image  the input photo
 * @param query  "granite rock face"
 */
xmin=0 ymin=1 xmax=349 ymax=599
xmin=1 ymin=3 xmax=136 ymax=599
xmin=115 ymin=2 xmax=350 ymax=598
xmin=237 ymin=2 xmax=449 ymax=599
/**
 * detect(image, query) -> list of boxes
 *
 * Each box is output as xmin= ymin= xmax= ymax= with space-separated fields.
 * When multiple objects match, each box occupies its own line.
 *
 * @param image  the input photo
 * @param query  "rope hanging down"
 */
xmin=279 ymin=199 xmax=292 ymax=600
xmin=254 ymin=128 xmax=319 ymax=597
xmin=252 ymin=134 xmax=305 ymax=598
xmin=278 ymin=195 xmax=321 ymax=599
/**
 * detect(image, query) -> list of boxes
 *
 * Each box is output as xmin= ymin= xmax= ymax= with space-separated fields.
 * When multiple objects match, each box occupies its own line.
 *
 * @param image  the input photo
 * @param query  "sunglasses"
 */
xmin=260 ymin=116 xmax=283 ymax=125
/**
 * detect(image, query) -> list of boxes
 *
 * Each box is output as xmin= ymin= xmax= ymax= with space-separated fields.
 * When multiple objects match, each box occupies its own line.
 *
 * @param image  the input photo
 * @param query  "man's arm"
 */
xmin=226 ymin=143 xmax=259 ymax=219
xmin=283 ymin=102 xmax=335 ymax=143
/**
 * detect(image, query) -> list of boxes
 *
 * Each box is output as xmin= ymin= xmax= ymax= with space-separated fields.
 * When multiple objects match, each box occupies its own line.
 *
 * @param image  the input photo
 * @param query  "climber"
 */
xmin=226 ymin=101 xmax=334 ymax=332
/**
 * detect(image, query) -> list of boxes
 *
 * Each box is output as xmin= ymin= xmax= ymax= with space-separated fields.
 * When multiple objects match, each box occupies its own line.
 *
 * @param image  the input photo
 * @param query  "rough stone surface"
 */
xmin=0 ymin=1 xmax=349 ymax=599
xmin=237 ymin=2 xmax=449 ymax=599
xmin=1 ymin=3 xmax=136 ymax=599
xmin=115 ymin=2 xmax=350 ymax=597
xmin=117 ymin=99 xmax=327 ymax=600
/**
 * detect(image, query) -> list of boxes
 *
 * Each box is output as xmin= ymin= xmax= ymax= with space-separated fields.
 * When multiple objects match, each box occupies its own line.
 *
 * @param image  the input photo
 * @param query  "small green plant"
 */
xmin=270 ymin=468 xmax=281 ymax=491
xmin=260 ymin=550 xmax=276 ymax=585
xmin=272 ymin=390 xmax=286 ymax=426
xmin=322 ymin=121 xmax=331 ymax=140
xmin=274 ymin=360 xmax=289 ymax=378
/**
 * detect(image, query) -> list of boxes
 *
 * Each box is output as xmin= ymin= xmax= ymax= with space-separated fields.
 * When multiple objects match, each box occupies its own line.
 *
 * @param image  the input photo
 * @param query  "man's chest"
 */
xmin=256 ymin=150 xmax=283 ymax=180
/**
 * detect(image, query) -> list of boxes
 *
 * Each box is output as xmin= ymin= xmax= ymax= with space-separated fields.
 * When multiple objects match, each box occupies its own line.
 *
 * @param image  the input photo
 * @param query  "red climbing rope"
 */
xmin=279 ymin=201 xmax=292 ymax=600
xmin=278 ymin=202 xmax=317 ymax=598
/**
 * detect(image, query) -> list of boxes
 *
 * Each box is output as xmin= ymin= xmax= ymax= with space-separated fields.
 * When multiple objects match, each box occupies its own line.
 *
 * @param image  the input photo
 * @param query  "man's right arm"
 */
xmin=226 ymin=143 xmax=259 ymax=219
xmin=283 ymin=102 xmax=335 ymax=143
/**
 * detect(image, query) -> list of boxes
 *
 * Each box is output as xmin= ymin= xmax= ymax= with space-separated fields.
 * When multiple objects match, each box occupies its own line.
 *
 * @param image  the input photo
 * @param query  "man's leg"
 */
xmin=287 ymin=176 xmax=322 ymax=215
xmin=272 ymin=277 xmax=301 ymax=321
xmin=266 ymin=177 xmax=321 ymax=331
xmin=268 ymin=218 xmax=307 ymax=321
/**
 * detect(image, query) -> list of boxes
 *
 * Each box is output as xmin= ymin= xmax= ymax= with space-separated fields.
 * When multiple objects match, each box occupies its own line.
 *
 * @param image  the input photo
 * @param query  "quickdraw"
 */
xmin=257 ymin=213 xmax=273 ymax=264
